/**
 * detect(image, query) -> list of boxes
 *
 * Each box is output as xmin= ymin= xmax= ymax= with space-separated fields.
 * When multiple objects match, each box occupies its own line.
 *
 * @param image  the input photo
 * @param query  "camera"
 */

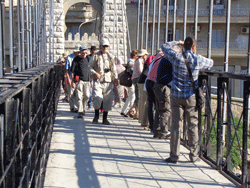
xmin=104 ymin=68 xmax=111 ymax=73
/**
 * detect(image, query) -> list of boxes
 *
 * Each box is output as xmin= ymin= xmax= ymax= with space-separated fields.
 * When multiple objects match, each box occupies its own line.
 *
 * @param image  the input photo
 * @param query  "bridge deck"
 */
xmin=44 ymin=94 xmax=236 ymax=188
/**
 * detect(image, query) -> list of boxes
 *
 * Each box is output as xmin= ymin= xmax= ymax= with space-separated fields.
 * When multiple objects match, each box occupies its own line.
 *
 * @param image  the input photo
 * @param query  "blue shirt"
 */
xmin=64 ymin=53 xmax=76 ymax=79
xmin=156 ymin=57 xmax=172 ymax=86
xmin=161 ymin=41 xmax=214 ymax=99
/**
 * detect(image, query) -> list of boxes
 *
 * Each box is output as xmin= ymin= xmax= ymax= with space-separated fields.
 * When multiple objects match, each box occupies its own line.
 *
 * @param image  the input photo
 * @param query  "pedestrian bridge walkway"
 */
xmin=43 ymin=94 xmax=236 ymax=188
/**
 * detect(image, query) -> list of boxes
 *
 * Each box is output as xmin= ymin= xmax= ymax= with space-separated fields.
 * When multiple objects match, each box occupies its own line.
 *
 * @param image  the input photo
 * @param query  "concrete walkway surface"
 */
xmin=44 ymin=94 xmax=236 ymax=188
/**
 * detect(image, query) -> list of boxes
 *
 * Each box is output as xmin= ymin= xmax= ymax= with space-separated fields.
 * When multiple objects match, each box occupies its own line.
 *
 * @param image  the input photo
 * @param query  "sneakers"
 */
xmin=102 ymin=119 xmax=110 ymax=125
xmin=165 ymin=157 xmax=178 ymax=164
xmin=92 ymin=116 xmax=99 ymax=124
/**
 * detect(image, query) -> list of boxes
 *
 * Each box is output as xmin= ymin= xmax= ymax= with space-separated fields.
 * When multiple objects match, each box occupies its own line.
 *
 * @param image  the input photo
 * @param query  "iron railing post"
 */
xmin=172 ymin=0 xmax=177 ymax=41
xmin=151 ymin=0 xmax=156 ymax=54
xmin=0 ymin=0 xmax=4 ymax=77
xmin=217 ymin=77 xmax=224 ymax=170
xmin=242 ymin=81 xmax=250 ymax=187
xmin=165 ymin=0 xmax=169 ymax=43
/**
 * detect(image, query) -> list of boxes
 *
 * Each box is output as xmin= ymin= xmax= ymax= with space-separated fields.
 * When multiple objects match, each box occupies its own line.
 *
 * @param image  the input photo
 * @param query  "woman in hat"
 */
xmin=131 ymin=49 xmax=148 ymax=119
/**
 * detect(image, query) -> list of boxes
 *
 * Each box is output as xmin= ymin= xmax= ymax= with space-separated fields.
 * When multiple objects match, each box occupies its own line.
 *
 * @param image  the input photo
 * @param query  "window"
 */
xmin=214 ymin=0 xmax=224 ymax=5
xmin=163 ymin=0 xmax=175 ymax=10
xmin=212 ymin=30 xmax=223 ymax=48
xmin=164 ymin=29 xmax=179 ymax=42
xmin=70 ymin=26 xmax=79 ymax=40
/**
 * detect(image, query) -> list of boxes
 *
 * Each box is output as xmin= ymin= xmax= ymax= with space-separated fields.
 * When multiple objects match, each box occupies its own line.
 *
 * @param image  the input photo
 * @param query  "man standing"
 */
xmin=88 ymin=39 xmax=118 ymax=125
xmin=87 ymin=46 xmax=97 ymax=109
xmin=161 ymin=37 xmax=213 ymax=163
xmin=71 ymin=46 xmax=91 ymax=118
xmin=64 ymin=46 xmax=80 ymax=112
xmin=153 ymin=46 xmax=182 ymax=139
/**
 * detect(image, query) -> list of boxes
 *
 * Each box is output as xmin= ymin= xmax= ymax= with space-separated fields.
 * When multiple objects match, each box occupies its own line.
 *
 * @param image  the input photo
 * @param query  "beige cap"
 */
xmin=138 ymin=49 xmax=149 ymax=56
xmin=73 ymin=45 xmax=81 ymax=52
xmin=101 ymin=38 xmax=110 ymax=46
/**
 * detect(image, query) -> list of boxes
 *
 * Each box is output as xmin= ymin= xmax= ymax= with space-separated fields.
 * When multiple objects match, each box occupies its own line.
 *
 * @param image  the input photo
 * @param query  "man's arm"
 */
xmin=88 ymin=55 xmax=101 ymax=79
xmin=197 ymin=55 xmax=214 ymax=70
xmin=161 ymin=41 xmax=180 ymax=63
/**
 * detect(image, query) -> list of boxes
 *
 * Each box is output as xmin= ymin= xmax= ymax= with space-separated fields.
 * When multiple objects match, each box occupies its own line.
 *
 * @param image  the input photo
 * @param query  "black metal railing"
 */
xmin=0 ymin=63 xmax=61 ymax=188
xmin=181 ymin=70 xmax=250 ymax=187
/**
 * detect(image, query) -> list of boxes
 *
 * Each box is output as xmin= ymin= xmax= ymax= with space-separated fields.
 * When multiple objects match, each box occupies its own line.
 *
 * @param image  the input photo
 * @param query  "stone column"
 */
xmin=45 ymin=0 xmax=65 ymax=63
xmin=102 ymin=0 xmax=127 ymax=64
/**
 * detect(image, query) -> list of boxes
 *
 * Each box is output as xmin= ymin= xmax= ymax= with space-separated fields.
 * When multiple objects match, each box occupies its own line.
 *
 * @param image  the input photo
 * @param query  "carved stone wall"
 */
xmin=102 ymin=0 xmax=127 ymax=63
xmin=46 ymin=0 xmax=127 ymax=63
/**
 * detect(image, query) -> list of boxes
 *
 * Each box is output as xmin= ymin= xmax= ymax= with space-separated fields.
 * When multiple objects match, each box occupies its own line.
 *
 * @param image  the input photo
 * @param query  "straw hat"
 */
xmin=138 ymin=49 xmax=149 ymax=56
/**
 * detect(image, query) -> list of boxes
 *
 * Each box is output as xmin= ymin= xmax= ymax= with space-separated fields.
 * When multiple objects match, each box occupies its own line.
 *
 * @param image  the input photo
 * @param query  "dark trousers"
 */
xmin=153 ymin=83 xmax=171 ymax=136
xmin=146 ymin=79 xmax=155 ymax=130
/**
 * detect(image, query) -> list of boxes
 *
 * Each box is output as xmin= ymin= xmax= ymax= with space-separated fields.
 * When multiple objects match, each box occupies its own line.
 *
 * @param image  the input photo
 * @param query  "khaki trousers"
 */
xmin=68 ymin=85 xmax=78 ymax=111
xmin=170 ymin=95 xmax=199 ymax=162
xmin=121 ymin=85 xmax=135 ymax=114
xmin=92 ymin=82 xmax=114 ymax=111
xmin=76 ymin=80 xmax=90 ymax=113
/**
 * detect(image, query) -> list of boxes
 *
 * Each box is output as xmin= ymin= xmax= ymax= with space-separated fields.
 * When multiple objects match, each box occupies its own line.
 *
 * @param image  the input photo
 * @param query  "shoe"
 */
xmin=70 ymin=109 xmax=78 ymax=113
xmin=121 ymin=112 xmax=128 ymax=117
xmin=191 ymin=158 xmax=201 ymax=163
xmin=128 ymin=110 xmax=134 ymax=117
xmin=133 ymin=114 xmax=139 ymax=119
xmin=102 ymin=119 xmax=110 ymax=125
xmin=165 ymin=157 xmax=177 ymax=164
xmin=77 ymin=113 xmax=84 ymax=118
xmin=92 ymin=117 xmax=98 ymax=124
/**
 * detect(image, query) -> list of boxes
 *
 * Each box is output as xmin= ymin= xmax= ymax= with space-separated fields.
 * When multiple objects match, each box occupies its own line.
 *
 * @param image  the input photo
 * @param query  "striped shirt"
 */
xmin=161 ymin=41 xmax=214 ymax=99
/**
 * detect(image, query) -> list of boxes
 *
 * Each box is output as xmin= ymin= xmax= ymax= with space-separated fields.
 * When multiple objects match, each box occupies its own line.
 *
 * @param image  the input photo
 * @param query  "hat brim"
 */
xmin=138 ymin=52 xmax=148 ymax=56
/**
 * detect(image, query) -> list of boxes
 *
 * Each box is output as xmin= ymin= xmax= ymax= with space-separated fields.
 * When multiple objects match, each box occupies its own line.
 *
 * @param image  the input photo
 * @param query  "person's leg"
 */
xmin=146 ymin=80 xmax=155 ymax=131
xmin=132 ymin=78 xmax=139 ymax=118
xmin=138 ymin=83 xmax=144 ymax=122
xmin=102 ymin=83 xmax=114 ymax=124
xmin=81 ymin=82 xmax=90 ymax=114
xmin=185 ymin=96 xmax=199 ymax=162
xmin=68 ymin=85 xmax=76 ymax=111
xmin=76 ymin=80 xmax=84 ymax=118
xmin=155 ymin=84 xmax=171 ymax=137
xmin=92 ymin=82 xmax=103 ymax=123
xmin=169 ymin=96 xmax=184 ymax=162
xmin=121 ymin=86 xmax=135 ymax=115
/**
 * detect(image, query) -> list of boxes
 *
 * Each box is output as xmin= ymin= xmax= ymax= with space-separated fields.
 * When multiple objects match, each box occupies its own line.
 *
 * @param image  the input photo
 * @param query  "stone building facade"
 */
xmin=46 ymin=0 xmax=127 ymax=64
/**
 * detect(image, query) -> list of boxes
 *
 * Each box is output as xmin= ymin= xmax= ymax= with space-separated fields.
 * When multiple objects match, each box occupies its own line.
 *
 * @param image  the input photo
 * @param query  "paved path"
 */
xmin=44 ymin=95 xmax=236 ymax=188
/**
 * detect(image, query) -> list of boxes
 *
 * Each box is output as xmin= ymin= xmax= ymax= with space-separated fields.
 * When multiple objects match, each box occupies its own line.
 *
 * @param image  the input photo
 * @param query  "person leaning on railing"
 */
xmin=161 ymin=37 xmax=214 ymax=164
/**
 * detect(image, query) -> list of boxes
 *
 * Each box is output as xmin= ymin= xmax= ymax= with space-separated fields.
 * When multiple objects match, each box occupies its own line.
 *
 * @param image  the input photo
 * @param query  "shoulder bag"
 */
xmin=183 ymin=53 xmax=205 ymax=109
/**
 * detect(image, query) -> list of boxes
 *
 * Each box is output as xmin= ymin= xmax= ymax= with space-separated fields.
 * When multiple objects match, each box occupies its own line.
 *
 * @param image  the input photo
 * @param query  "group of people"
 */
xmin=59 ymin=36 xmax=214 ymax=164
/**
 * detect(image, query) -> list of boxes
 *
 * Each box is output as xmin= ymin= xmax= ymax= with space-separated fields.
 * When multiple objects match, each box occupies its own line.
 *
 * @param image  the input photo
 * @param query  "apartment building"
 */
xmin=126 ymin=0 xmax=249 ymax=97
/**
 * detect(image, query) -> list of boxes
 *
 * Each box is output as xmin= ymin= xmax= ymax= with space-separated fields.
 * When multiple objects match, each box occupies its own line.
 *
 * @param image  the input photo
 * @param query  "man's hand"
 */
xmin=90 ymin=80 xmax=94 ymax=88
xmin=177 ymin=40 xmax=184 ymax=46
xmin=68 ymin=78 xmax=72 ymax=86
xmin=72 ymin=82 xmax=76 ymax=89
xmin=94 ymin=72 xmax=101 ymax=79
xmin=114 ymin=79 xmax=119 ymax=86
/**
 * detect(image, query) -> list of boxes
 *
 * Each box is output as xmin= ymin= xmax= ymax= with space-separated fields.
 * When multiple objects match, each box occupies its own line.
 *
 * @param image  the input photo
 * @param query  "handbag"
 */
xmin=119 ymin=70 xmax=132 ymax=87
xmin=183 ymin=53 xmax=205 ymax=109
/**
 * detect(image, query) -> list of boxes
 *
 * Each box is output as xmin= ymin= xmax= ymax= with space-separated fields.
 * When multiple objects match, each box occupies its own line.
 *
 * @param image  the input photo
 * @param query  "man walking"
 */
xmin=64 ymin=46 xmax=80 ymax=112
xmin=71 ymin=46 xmax=91 ymax=118
xmin=88 ymin=39 xmax=118 ymax=125
xmin=161 ymin=37 xmax=213 ymax=163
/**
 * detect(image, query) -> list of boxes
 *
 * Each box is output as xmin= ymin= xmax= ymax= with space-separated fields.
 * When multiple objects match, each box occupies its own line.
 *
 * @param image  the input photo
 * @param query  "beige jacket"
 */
xmin=88 ymin=51 xmax=118 ymax=83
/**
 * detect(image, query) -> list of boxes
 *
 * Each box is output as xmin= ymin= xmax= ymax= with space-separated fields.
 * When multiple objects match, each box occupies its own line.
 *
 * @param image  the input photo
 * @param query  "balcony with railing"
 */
xmin=145 ymin=8 xmax=249 ymax=23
